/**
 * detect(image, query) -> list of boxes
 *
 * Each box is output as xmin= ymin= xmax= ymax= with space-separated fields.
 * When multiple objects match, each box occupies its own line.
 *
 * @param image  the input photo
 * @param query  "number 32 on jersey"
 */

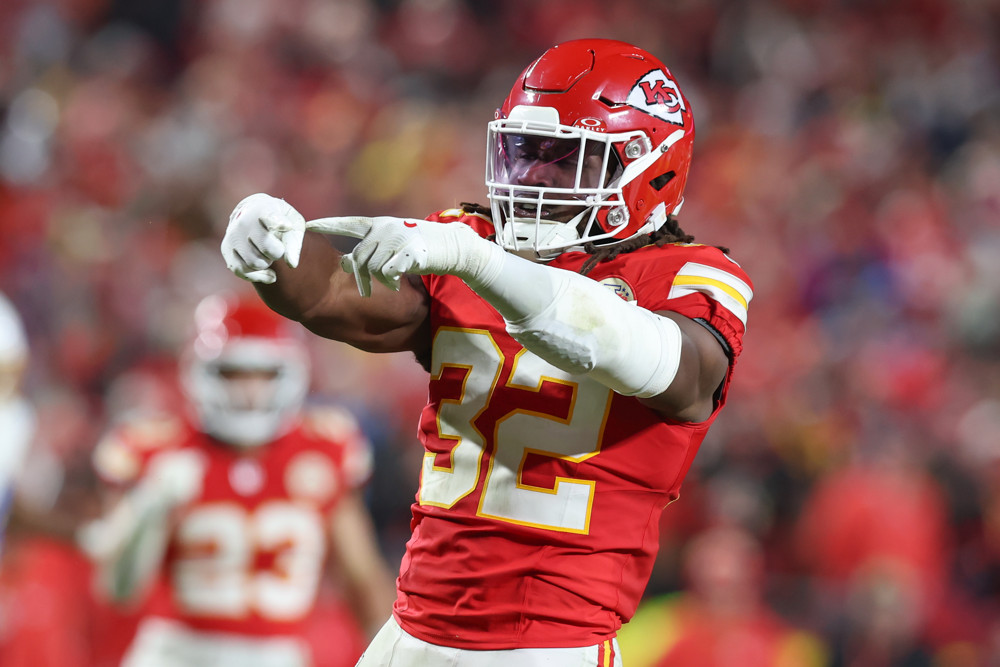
xmin=419 ymin=328 xmax=613 ymax=534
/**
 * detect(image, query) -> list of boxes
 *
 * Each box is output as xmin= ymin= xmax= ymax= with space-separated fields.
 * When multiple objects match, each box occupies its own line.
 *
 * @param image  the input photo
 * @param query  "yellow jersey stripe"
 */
xmin=675 ymin=262 xmax=753 ymax=303
xmin=673 ymin=275 xmax=748 ymax=310
xmin=669 ymin=281 xmax=748 ymax=326
xmin=669 ymin=262 xmax=753 ymax=327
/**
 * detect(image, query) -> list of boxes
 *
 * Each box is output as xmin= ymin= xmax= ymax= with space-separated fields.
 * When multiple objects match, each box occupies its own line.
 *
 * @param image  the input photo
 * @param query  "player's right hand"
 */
xmin=221 ymin=193 xmax=306 ymax=284
xmin=305 ymin=215 xmax=503 ymax=298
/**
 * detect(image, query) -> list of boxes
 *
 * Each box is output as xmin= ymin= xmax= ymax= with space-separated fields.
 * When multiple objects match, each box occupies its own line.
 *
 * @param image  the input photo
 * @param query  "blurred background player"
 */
xmin=81 ymin=292 xmax=395 ymax=667
xmin=0 ymin=291 xmax=34 ymax=555
xmin=0 ymin=289 xmax=121 ymax=667
xmin=617 ymin=525 xmax=826 ymax=667
xmin=0 ymin=0 xmax=998 ymax=663
xmin=222 ymin=39 xmax=753 ymax=666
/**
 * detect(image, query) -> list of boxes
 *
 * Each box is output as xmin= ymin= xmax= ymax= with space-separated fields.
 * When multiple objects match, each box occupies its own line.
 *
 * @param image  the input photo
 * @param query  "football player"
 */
xmin=83 ymin=293 xmax=395 ymax=667
xmin=0 ymin=292 xmax=34 ymax=558
xmin=221 ymin=39 xmax=753 ymax=666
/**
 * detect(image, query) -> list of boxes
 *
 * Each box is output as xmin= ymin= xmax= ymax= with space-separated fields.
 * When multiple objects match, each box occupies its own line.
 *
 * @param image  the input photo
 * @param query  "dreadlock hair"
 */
xmin=579 ymin=216 xmax=728 ymax=276
xmin=460 ymin=202 xmax=492 ymax=217
xmin=458 ymin=203 xmax=728 ymax=277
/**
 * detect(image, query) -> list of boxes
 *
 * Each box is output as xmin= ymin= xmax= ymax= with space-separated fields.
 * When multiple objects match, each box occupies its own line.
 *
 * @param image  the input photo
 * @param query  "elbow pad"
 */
xmin=466 ymin=252 xmax=682 ymax=398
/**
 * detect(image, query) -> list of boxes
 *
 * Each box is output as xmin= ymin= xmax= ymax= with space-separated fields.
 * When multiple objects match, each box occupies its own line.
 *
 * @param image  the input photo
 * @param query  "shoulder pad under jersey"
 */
xmin=92 ymin=412 xmax=187 ymax=486
xmin=425 ymin=207 xmax=494 ymax=239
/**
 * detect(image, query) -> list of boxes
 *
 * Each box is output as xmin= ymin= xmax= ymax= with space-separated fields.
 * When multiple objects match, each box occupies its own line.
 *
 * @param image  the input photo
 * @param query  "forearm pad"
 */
xmin=83 ymin=482 xmax=173 ymax=603
xmin=464 ymin=249 xmax=682 ymax=398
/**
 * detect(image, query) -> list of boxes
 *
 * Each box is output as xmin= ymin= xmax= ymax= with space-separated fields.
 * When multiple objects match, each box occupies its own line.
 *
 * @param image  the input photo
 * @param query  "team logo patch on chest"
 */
xmin=600 ymin=276 xmax=637 ymax=303
xmin=285 ymin=452 xmax=338 ymax=503
xmin=229 ymin=458 xmax=265 ymax=496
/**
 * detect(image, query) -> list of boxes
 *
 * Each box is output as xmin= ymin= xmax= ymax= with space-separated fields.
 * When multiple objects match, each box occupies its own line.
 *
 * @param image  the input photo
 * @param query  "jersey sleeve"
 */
xmin=91 ymin=412 xmax=188 ymax=487
xmin=636 ymin=245 xmax=753 ymax=358
xmin=424 ymin=207 xmax=495 ymax=238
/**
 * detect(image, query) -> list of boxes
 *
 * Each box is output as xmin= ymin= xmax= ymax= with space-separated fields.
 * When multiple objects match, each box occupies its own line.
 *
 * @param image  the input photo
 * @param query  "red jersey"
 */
xmin=393 ymin=209 xmax=753 ymax=649
xmin=93 ymin=405 xmax=371 ymax=638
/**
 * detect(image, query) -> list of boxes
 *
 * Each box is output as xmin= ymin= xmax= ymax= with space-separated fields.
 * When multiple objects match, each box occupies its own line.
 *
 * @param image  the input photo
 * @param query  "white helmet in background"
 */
xmin=181 ymin=294 xmax=309 ymax=448
xmin=0 ymin=292 xmax=28 ymax=403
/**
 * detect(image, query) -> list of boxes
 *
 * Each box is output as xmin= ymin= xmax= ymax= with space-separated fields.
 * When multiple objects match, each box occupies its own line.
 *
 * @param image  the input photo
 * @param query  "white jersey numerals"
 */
xmin=172 ymin=501 xmax=326 ymax=620
xmin=419 ymin=328 xmax=612 ymax=534
xmin=418 ymin=329 xmax=498 ymax=509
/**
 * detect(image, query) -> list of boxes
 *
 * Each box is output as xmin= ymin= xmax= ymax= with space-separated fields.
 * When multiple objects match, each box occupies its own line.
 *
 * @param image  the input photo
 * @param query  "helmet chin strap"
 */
xmin=638 ymin=202 xmax=668 ymax=236
xmin=623 ymin=199 xmax=683 ymax=240
xmin=204 ymin=407 xmax=290 ymax=448
xmin=499 ymin=191 xmax=683 ymax=261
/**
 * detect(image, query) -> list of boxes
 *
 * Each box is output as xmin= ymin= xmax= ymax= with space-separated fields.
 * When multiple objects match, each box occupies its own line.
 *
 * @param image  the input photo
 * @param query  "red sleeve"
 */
xmin=423 ymin=207 xmax=495 ymax=237
xmin=91 ymin=412 xmax=189 ymax=487
xmin=630 ymin=244 xmax=753 ymax=358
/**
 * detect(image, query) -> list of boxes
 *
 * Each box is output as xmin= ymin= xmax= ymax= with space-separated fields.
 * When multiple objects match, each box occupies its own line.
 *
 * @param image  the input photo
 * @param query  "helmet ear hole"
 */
xmin=650 ymin=171 xmax=675 ymax=191
xmin=597 ymin=95 xmax=624 ymax=109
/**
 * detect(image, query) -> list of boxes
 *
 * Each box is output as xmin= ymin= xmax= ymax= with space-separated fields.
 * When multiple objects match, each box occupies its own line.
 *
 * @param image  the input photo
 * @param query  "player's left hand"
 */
xmin=306 ymin=215 xmax=501 ymax=297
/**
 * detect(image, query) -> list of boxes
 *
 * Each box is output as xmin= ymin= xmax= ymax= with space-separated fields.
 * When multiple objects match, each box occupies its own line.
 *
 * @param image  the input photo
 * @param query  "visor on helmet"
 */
xmin=486 ymin=107 xmax=634 ymax=260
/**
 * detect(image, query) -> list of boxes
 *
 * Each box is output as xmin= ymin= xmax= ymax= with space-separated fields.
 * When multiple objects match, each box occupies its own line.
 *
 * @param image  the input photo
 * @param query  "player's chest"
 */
xmin=426 ymin=276 xmax=609 ymax=423
xmin=191 ymin=448 xmax=342 ymax=508
xmin=168 ymin=452 xmax=335 ymax=578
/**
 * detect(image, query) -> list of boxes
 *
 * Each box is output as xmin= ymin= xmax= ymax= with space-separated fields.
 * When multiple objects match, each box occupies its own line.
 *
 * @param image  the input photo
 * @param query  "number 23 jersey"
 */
xmin=93 ymin=406 xmax=371 ymax=637
xmin=394 ymin=210 xmax=753 ymax=650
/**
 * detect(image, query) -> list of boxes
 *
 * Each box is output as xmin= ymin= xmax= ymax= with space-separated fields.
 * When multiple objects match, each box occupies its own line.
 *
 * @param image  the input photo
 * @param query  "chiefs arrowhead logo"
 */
xmin=626 ymin=70 xmax=686 ymax=126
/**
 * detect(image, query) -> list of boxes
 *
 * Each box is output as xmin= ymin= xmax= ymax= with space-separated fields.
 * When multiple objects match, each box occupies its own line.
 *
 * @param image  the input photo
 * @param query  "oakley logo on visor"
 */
xmin=627 ymin=70 xmax=686 ymax=126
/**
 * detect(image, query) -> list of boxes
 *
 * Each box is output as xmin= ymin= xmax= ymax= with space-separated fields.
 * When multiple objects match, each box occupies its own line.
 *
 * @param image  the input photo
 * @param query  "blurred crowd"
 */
xmin=0 ymin=0 xmax=999 ymax=664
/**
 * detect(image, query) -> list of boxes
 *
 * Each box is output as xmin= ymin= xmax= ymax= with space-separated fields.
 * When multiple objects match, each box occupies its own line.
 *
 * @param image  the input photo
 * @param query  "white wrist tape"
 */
xmin=465 ymin=251 xmax=682 ymax=398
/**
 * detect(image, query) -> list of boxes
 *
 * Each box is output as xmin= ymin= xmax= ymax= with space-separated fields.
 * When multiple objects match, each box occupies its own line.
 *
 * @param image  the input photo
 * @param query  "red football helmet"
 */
xmin=181 ymin=294 xmax=309 ymax=448
xmin=486 ymin=39 xmax=695 ymax=260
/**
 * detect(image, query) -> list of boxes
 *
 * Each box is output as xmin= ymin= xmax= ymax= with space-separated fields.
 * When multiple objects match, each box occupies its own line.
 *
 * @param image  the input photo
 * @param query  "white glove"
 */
xmin=222 ymin=193 xmax=306 ymax=284
xmin=306 ymin=215 xmax=504 ymax=297
xmin=143 ymin=448 xmax=206 ymax=507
